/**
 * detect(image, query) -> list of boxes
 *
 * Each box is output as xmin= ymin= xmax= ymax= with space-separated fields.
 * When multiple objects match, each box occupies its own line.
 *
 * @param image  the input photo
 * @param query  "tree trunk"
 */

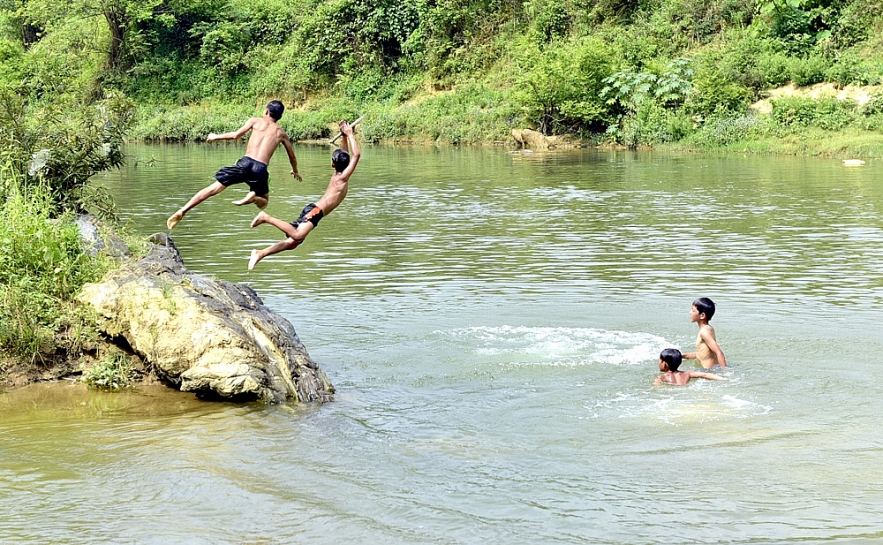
xmin=21 ymin=23 xmax=40 ymax=48
xmin=103 ymin=3 xmax=126 ymax=71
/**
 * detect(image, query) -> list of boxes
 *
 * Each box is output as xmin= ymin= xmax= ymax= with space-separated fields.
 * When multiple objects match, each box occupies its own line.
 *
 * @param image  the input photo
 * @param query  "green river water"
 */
xmin=2 ymin=143 xmax=882 ymax=544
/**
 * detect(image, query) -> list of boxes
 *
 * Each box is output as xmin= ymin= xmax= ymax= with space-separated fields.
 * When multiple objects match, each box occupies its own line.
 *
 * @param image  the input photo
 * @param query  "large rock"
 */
xmin=511 ymin=128 xmax=572 ymax=150
xmin=78 ymin=233 xmax=334 ymax=403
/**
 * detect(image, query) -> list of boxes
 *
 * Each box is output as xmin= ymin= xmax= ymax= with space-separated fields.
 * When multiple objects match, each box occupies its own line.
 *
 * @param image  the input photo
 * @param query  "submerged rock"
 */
xmin=78 ymin=233 xmax=334 ymax=403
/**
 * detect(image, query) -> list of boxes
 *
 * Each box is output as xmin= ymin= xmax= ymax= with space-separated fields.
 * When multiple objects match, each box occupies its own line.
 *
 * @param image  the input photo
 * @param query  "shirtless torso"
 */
xmin=240 ymin=117 xmax=293 ymax=165
xmin=695 ymin=324 xmax=722 ymax=368
xmin=655 ymin=369 xmax=725 ymax=386
xmin=166 ymin=102 xmax=300 ymax=231
xmin=315 ymin=173 xmax=350 ymax=215
xmin=246 ymin=119 xmax=361 ymax=270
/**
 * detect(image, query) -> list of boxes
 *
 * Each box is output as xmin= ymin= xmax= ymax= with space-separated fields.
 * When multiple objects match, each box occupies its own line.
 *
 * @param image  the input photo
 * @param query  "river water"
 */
xmin=2 ymin=143 xmax=883 ymax=544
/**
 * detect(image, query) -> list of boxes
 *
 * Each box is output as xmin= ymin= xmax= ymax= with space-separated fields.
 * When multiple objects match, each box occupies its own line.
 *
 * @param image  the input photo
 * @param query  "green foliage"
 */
xmin=513 ymin=36 xmax=615 ymax=135
xmin=602 ymin=57 xmax=693 ymax=113
xmin=755 ymin=0 xmax=833 ymax=54
xmin=770 ymin=95 xmax=858 ymax=130
xmin=607 ymin=102 xmax=695 ymax=148
xmin=601 ymin=57 xmax=696 ymax=145
xmin=687 ymin=67 xmax=752 ymax=116
xmin=686 ymin=112 xmax=778 ymax=147
xmin=856 ymin=113 xmax=883 ymax=133
xmin=291 ymin=0 xmax=419 ymax=79
xmin=361 ymin=83 xmax=517 ymax=143
xmin=0 ymin=85 xmax=132 ymax=215
xmin=860 ymin=91 xmax=883 ymax=116
xmin=407 ymin=0 xmax=518 ymax=82
xmin=591 ymin=0 xmax=639 ymax=24
xmin=0 ymin=185 xmax=114 ymax=363
xmin=2 ymin=0 xmax=883 ymax=153
xmin=653 ymin=0 xmax=754 ymax=44
xmin=824 ymin=49 xmax=883 ymax=86
xmin=523 ymin=0 xmax=571 ymax=41
xmin=191 ymin=18 xmax=252 ymax=75
xmin=81 ymin=351 xmax=133 ymax=389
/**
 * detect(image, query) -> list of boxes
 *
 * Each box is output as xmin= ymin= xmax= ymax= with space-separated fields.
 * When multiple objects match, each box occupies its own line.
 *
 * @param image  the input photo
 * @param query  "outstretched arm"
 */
xmin=207 ymin=118 xmax=257 ymax=142
xmin=281 ymin=135 xmax=302 ymax=181
xmin=338 ymin=120 xmax=361 ymax=180
xmin=699 ymin=329 xmax=727 ymax=368
xmin=688 ymin=372 xmax=726 ymax=381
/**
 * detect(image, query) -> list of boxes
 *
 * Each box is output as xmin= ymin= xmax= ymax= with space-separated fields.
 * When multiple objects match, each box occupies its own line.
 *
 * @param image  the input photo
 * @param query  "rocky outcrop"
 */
xmin=77 ymin=233 xmax=334 ymax=403
xmin=511 ymin=128 xmax=575 ymax=150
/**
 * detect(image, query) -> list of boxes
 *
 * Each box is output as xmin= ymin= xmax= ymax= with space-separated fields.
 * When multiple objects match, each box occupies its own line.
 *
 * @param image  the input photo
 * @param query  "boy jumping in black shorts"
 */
xmin=166 ymin=100 xmax=302 ymax=230
xmin=248 ymin=120 xmax=360 ymax=270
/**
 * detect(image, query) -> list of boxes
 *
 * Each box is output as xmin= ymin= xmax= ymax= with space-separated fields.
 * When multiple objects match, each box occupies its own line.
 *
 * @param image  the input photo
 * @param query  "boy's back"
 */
xmin=243 ymin=117 xmax=291 ymax=164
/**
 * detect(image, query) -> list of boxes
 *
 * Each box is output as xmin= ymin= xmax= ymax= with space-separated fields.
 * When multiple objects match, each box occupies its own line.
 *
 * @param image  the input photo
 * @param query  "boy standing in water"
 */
xmin=166 ymin=100 xmax=302 ymax=230
xmin=247 ymin=120 xmax=360 ymax=270
xmin=682 ymin=297 xmax=728 ymax=368
xmin=655 ymin=348 xmax=726 ymax=386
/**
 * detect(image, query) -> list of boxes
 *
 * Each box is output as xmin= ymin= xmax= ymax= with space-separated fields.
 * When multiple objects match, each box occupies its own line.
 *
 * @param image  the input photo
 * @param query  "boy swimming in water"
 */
xmin=682 ymin=297 xmax=727 ymax=368
xmin=655 ymin=348 xmax=726 ymax=386
xmin=247 ymin=119 xmax=360 ymax=270
xmin=166 ymin=100 xmax=302 ymax=230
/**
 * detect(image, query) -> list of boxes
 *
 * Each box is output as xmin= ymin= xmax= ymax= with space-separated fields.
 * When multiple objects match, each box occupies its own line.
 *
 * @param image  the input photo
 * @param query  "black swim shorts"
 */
xmin=214 ymin=156 xmax=270 ymax=196
xmin=291 ymin=203 xmax=324 ymax=229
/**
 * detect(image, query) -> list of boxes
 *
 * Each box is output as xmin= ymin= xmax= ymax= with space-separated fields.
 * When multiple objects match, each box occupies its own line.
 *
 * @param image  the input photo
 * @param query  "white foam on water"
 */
xmin=596 ymin=389 xmax=774 ymax=425
xmin=440 ymin=325 xmax=669 ymax=366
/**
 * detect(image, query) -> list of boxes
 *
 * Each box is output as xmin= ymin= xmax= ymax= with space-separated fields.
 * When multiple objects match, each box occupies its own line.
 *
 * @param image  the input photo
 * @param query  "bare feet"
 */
xmin=251 ymin=211 xmax=269 ymax=228
xmin=232 ymin=191 xmax=257 ymax=206
xmin=167 ymin=212 xmax=183 ymax=230
xmin=248 ymin=249 xmax=262 ymax=270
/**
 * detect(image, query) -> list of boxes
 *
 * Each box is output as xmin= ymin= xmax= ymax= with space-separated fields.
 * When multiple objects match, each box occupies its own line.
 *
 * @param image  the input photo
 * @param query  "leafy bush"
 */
xmin=0 ymin=86 xmax=132 ymax=216
xmin=608 ymin=102 xmax=694 ymax=148
xmin=770 ymin=95 xmax=858 ymax=130
xmin=687 ymin=71 xmax=753 ymax=116
xmin=860 ymin=91 xmax=883 ymax=116
xmin=603 ymin=57 xmax=694 ymax=112
xmin=824 ymin=50 xmax=883 ymax=86
xmin=687 ymin=113 xmax=778 ymax=146
xmin=786 ymin=54 xmax=828 ymax=86
xmin=0 ymin=186 xmax=115 ymax=363
xmin=524 ymin=0 xmax=571 ymax=41
xmin=654 ymin=0 xmax=754 ymax=44
xmin=513 ymin=36 xmax=615 ymax=135
xmin=856 ymin=114 xmax=883 ymax=133
xmin=81 ymin=352 xmax=134 ymax=390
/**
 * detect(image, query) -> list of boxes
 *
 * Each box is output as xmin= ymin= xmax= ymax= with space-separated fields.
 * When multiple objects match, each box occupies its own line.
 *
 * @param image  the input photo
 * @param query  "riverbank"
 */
xmin=127 ymin=81 xmax=883 ymax=159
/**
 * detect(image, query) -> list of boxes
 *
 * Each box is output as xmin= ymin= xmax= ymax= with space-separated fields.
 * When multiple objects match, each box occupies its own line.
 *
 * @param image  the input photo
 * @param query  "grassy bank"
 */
xmin=0 ymin=186 xmax=121 ymax=385
xmin=0 ymin=88 xmax=144 ymax=387
xmin=128 ymin=85 xmax=883 ymax=158
xmin=128 ymin=83 xmax=520 ymax=145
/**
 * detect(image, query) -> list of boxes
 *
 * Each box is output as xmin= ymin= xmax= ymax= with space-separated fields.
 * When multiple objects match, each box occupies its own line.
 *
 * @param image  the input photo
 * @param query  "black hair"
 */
xmin=331 ymin=148 xmax=350 ymax=172
xmin=693 ymin=297 xmax=716 ymax=320
xmin=660 ymin=348 xmax=682 ymax=371
xmin=266 ymin=100 xmax=284 ymax=120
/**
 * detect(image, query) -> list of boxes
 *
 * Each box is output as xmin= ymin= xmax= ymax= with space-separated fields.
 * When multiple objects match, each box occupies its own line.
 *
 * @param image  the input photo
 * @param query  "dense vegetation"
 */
xmin=0 ymin=0 xmax=881 ymax=150
xmin=0 ymin=74 xmax=136 ymax=380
